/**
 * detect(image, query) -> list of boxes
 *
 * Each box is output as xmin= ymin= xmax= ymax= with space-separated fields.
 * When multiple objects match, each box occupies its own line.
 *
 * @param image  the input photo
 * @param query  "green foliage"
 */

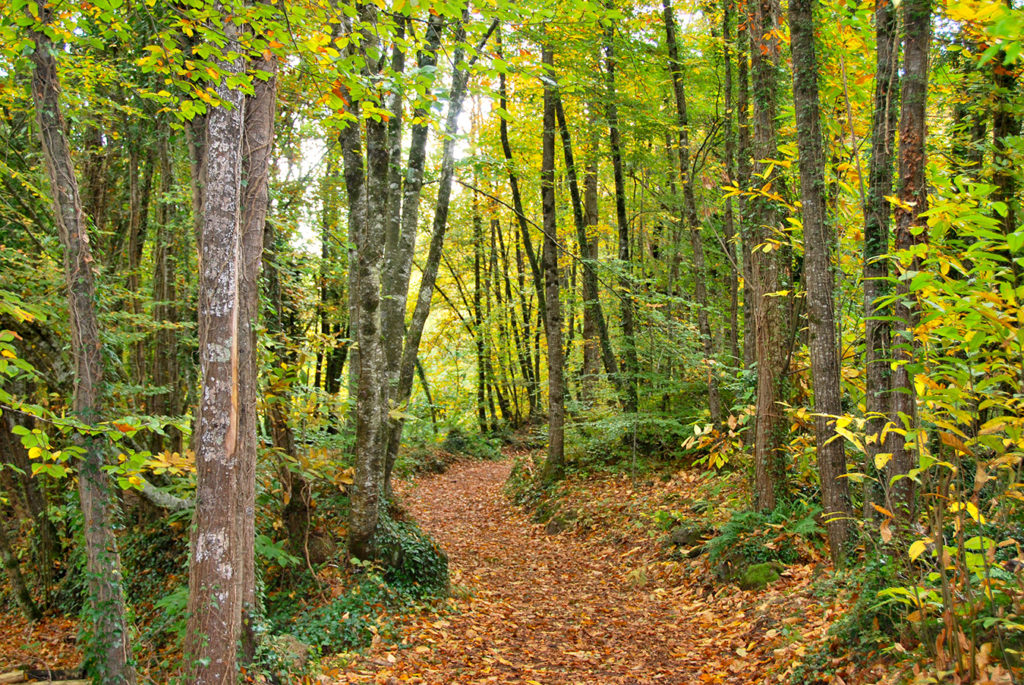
xmin=289 ymin=577 xmax=396 ymax=654
xmin=705 ymin=500 xmax=824 ymax=577
xmin=373 ymin=515 xmax=449 ymax=598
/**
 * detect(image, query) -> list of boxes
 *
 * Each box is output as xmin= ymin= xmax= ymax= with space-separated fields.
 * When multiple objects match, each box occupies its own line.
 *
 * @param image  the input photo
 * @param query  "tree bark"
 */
xmin=604 ymin=23 xmax=640 ymax=415
xmin=541 ymin=45 xmax=566 ymax=482
xmin=27 ymin=9 xmax=136 ymax=682
xmin=722 ymin=3 xmax=741 ymax=365
xmin=554 ymin=96 xmax=623 ymax=407
xmin=736 ymin=4 xmax=755 ymax=369
xmin=185 ymin=14 xmax=249 ymax=681
xmin=748 ymin=0 xmax=792 ymax=511
xmin=889 ymin=0 xmax=931 ymax=514
xmin=0 ymin=511 xmax=40 ymax=621
xmin=237 ymin=46 xmax=277 ymax=665
xmin=863 ymin=0 xmax=899 ymax=513
xmin=664 ymin=0 xmax=723 ymax=423
xmin=789 ymin=0 xmax=854 ymax=562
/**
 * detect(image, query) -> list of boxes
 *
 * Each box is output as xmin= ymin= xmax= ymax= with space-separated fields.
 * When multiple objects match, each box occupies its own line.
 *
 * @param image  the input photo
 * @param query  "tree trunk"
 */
xmin=554 ymin=96 xmax=622 ymax=406
xmin=863 ymin=0 xmax=899 ymax=514
xmin=789 ymin=0 xmax=854 ymax=562
xmin=0 ymin=512 xmax=40 ymax=621
xmin=383 ymin=15 xmax=488 ymax=492
xmin=748 ymin=0 xmax=792 ymax=511
xmin=0 ymin=414 xmax=59 ymax=592
xmin=27 ymin=10 xmax=136 ymax=682
xmin=663 ymin=0 xmax=723 ymax=423
xmin=541 ymin=45 xmax=566 ymax=482
xmin=237 ymin=47 xmax=276 ymax=665
xmin=604 ymin=24 xmax=640 ymax=415
xmin=185 ymin=15 xmax=249 ymax=681
xmin=736 ymin=5 xmax=755 ymax=369
xmin=889 ymin=0 xmax=930 ymax=514
xmin=722 ymin=3 xmax=741 ymax=365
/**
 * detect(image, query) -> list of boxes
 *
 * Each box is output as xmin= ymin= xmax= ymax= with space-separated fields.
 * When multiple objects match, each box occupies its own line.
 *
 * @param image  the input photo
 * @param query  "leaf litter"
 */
xmin=325 ymin=457 xmax=897 ymax=684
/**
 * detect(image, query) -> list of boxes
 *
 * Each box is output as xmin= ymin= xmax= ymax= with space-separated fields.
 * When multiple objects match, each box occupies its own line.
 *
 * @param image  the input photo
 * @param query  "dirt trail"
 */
xmin=335 ymin=459 xmax=720 ymax=684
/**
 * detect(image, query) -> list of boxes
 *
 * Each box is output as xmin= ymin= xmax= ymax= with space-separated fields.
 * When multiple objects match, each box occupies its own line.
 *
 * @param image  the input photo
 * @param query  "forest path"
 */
xmin=333 ymin=457 xmax=726 ymax=684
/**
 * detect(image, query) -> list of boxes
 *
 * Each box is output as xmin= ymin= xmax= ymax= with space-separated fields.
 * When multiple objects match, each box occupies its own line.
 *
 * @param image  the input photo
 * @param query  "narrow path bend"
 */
xmin=336 ymin=458 xmax=717 ymax=684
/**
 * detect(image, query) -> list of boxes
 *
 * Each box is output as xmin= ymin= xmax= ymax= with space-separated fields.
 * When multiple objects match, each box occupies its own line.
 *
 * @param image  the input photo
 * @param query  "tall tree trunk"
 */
xmin=748 ymin=0 xmax=792 ymax=511
xmin=664 ymin=0 xmax=723 ymax=423
xmin=541 ymin=45 xmax=565 ymax=482
xmin=554 ymin=96 xmax=622 ymax=406
xmin=348 ymin=19 xmax=392 ymax=559
xmin=736 ymin=3 xmax=755 ymax=369
xmin=863 ymin=0 xmax=899 ymax=513
xmin=722 ymin=2 xmax=741 ymax=364
xmin=27 ymin=10 xmax=136 ymax=683
xmin=889 ymin=0 xmax=930 ymax=513
xmin=498 ymin=31 xmax=547 ymax=328
xmin=383 ymin=16 xmax=492 ymax=492
xmin=185 ymin=15 xmax=250 ymax=681
xmin=151 ymin=135 xmax=185 ymax=453
xmin=237 ymin=47 xmax=276 ymax=665
xmin=604 ymin=23 xmax=640 ymax=415
xmin=474 ymin=197 xmax=489 ymax=432
xmin=789 ymin=0 xmax=854 ymax=562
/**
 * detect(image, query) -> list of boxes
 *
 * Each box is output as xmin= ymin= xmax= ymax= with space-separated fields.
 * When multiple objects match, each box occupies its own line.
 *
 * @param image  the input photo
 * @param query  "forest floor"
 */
xmin=325 ymin=454 xmax=896 ymax=685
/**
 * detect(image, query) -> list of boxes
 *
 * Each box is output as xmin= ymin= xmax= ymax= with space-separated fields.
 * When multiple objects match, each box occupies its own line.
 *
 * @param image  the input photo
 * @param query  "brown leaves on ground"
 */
xmin=327 ymin=459 xmax=896 ymax=684
xmin=0 ymin=613 xmax=79 ymax=672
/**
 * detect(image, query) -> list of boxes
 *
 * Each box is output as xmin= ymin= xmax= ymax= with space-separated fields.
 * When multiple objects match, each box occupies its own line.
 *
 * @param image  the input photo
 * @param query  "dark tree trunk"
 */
xmin=28 ymin=10 xmax=136 ymax=682
xmin=736 ymin=4 xmax=755 ymax=369
xmin=499 ymin=31 xmax=547 ymax=337
xmin=863 ymin=0 xmax=899 ymax=513
xmin=722 ymin=2 xmax=741 ymax=364
xmin=0 ymin=511 xmax=40 ymax=621
xmin=748 ymin=0 xmax=792 ymax=511
xmin=889 ymin=0 xmax=930 ymax=514
xmin=541 ymin=45 xmax=565 ymax=482
xmin=604 ymin=24 xmax=640 ymax=415
xmin=554 ymin=96 xmax=622 ymax=406
xmin=789 ymin=0 xmax=854 ymax=562
xmin=0 ymin=414 xmax=59 ymax=591
xmin=664 ymin=0 xmax=723 ymax=423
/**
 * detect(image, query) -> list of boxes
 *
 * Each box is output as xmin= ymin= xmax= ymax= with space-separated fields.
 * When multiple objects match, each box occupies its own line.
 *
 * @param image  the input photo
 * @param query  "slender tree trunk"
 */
xmin=789 ymin=0 xmax=854 ymax=562
xmin=863 ymin=0 xmax=899 ymax=514
xmin=748 ymin=0 xmax=792 ymax=511
xmin=736 ymin=5 xmax=755 ymax=369
xmin=498 ymin=33 xmax=547 ymax=326
xmin=889 ymin=0 xmax=930 ymax=513
xmin=554 ymin=97 xmax=622 ymax=406
xmin=28 ymin=11 xmax=136 ymax=682
xmin=541 ymin=45 xmax=566 ymax=482
xmin=604 ymin=24 xmax=640 ymax=415
xmin=664 ymin=0 xmax=722 ymax=423
xmin=722 ymin=3 xmax=741 ymax=364
xmin=383 ymin=16 xmax=490 ymax=491
xmin=474 ymin=198 xmax=489 ymax=432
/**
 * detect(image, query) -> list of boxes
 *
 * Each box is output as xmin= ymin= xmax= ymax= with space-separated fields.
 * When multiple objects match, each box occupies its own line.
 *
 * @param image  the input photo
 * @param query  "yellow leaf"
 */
xmin=909 ymin=538 xmax=932 ymax=562
xmin=874 ymin=452 xmax=892 ymax=470
xmin=28 ymin=446 xmax=41 ymax=459
xmin=0 ymin=349 xmax=14 ymax=358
